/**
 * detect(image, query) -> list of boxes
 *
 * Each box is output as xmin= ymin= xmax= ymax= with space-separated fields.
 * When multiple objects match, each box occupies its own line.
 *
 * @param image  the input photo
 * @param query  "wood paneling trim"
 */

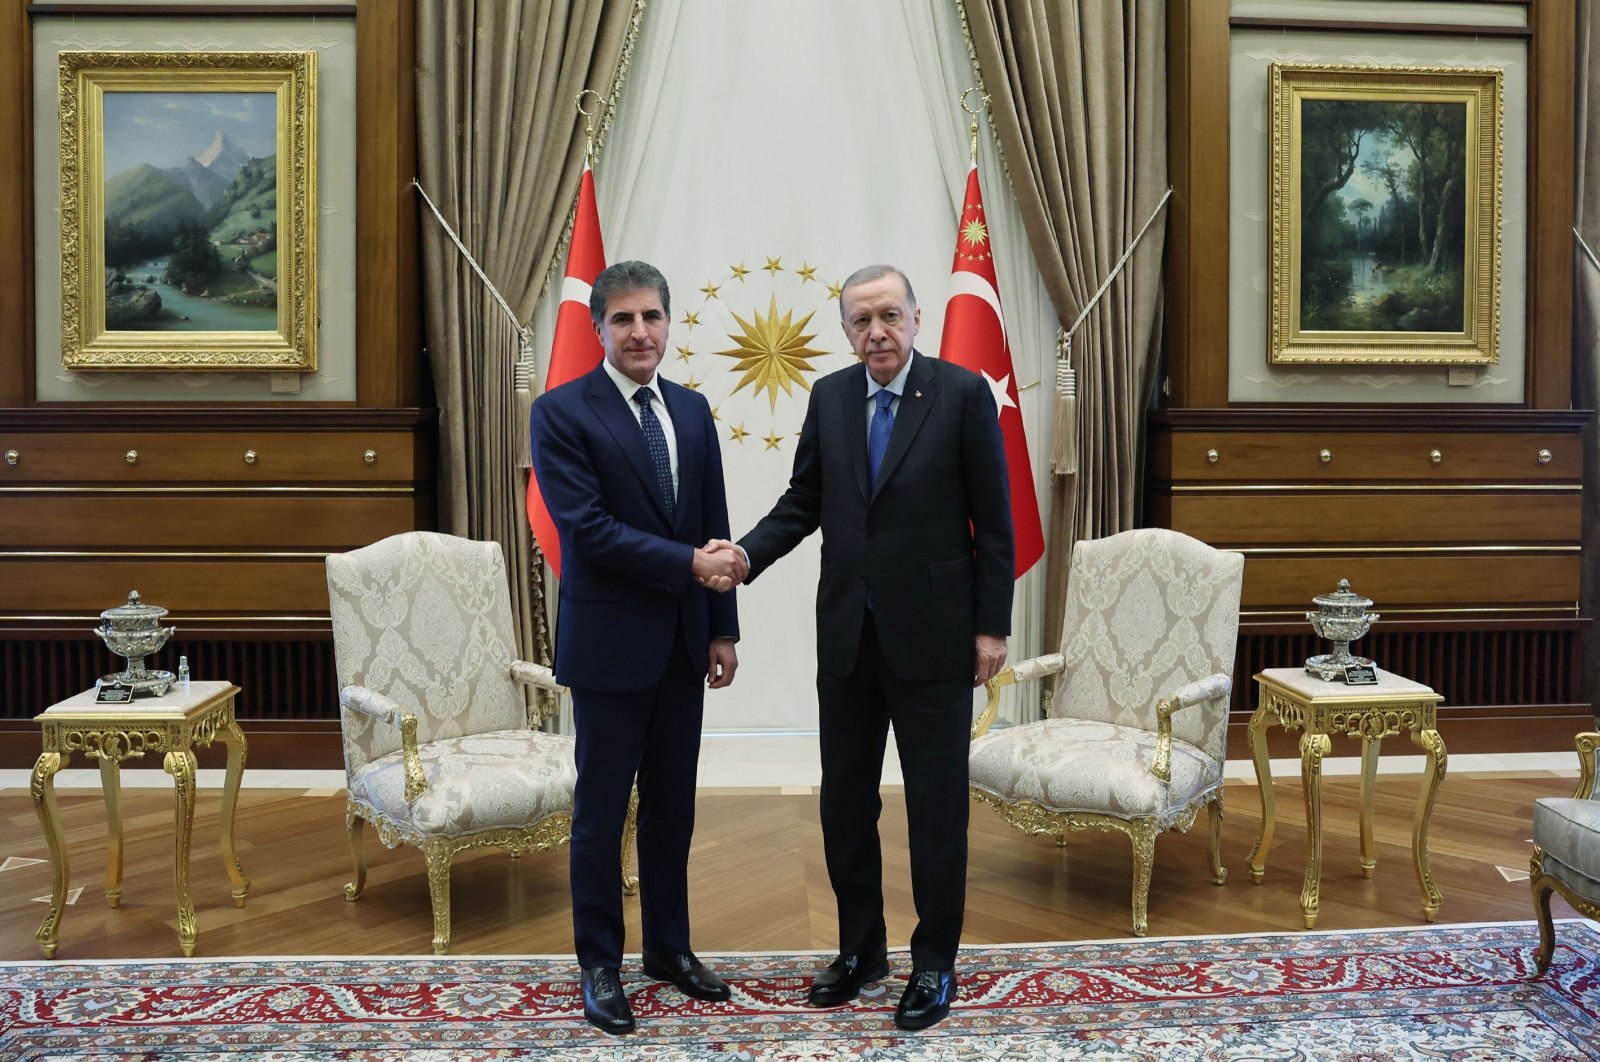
xmin=1165 ymin=0 xmax=1230 ymax=408
xmin=0 ymin=558 xmax=331 ymax=613
xmin=1241 ymin=553 xmax=1579 ymax=609
xmin=27 ymin=4 xmax=355 ymax=13
xmin=0 ymin=407 xmax=433 ymax=430
xmin=1528 ymin=0 xmax=1576 ymax=409
xmin=1152 ymin=408 xmax=1590 ymax=431
xmin=1228 ymin=17 xmax=1531 ymax=37
xmin=0 ymin=495 xmax=417 ymax=547
xmin=1169 ymin=492 xmax=1580 ymax=545
xmin=0 ymin=431 xmax=416 ymax=482
xmin=356 ymin=0 xmax=419 ymax=408
xmin=1163 ymin=431 xmax=1579 ymax=481
xmin=0 ymin=0 xmax=32 ymax=407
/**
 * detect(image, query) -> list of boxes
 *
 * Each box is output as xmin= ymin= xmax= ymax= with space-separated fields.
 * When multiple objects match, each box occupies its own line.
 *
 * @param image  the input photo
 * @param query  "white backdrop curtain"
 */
xmin=529 ymin=0 xmax=1058 ymax=731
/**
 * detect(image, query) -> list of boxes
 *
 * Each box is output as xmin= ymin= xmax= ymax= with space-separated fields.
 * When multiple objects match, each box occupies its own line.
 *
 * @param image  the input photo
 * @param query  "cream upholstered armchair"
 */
xmin=1532 ymin=732 xmax=1600 ymax=975
xmin=968 ymin=528 xmax=1244 ymax=936
xmin=326 ymin=531 xmax=633 ymax=954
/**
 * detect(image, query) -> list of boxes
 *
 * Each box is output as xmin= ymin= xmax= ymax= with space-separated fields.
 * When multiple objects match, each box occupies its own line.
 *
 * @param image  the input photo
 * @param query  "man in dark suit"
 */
xmin=729 ymin=264 xmax=1014 ymax=1030
xmin=529 ymin=260 xmax=744 ymax=1035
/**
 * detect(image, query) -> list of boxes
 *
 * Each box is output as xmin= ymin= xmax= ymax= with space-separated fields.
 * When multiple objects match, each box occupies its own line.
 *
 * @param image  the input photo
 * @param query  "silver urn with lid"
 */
xmin=95 ymin=590 xmax=178 ymax=696
xmin=1305 ymin=579 xmax=1379 ymax=682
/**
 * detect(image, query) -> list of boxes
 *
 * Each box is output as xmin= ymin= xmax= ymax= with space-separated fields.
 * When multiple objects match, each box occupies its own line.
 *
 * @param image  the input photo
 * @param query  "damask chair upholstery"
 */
xmin=968 ymin=528 xmax=1244 ymax=936
xmin=1531 ymin=732 xmax=1600 ymax=975
xmin=326 ymin=531 xmax=632 ymax=954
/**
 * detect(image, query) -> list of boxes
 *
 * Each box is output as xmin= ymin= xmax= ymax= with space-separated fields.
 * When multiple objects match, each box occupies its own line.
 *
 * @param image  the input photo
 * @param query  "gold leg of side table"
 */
xmin=164 ymin=748 xmax=199 ymax=957
xmin=1359 ymin=734 xmax=1380 ymax=879
xmin=1246 ymin=706 xmax=1276 ymax=884
xmin=100 ymin=755 xmax=124 ymax=908
xmin=1411 ymin=726 xmax=1448 ymax=921
xmin=217 ymin=719 xmax=251 ymax=907
xmin=1299 ymin=730 xmax=1331 ymax=929
xmin=31 ymin=751 xmax=69 ymax=959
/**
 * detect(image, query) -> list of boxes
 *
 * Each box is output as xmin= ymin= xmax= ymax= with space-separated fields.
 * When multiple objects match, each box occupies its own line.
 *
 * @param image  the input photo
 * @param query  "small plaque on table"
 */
xmin=1342 ymin=664 xmax=1378 ymax=685
xmin=94 ymin=683 xmax=135 ymax=704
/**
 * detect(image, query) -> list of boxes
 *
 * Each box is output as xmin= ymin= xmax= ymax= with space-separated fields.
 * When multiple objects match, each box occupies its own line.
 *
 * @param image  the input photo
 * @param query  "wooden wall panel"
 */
xmin=1168 ymin=433 xmax=1580 ymax=482
xmin=1241 ymin=553 xmax=1578 ymax=609
xmin=0 ymin=432 xmax=416 ymax=482
xmin=1528 ymin=0 xmax=1576 ymax=408
xmin=0 ymin=559 xmax=331 ymax=615
xmin=0 ymin=494 xmax=417 ymax=548
xmin=1170 ymin=492 xmax=1580 ymax=545
xmin=0 ymin=0 xmax=30 ymax=406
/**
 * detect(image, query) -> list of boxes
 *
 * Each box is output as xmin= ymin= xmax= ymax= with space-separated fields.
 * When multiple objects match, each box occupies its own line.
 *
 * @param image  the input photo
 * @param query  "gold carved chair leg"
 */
xmin=1128 ymin=819 xmax=1158 ymax=937
xmin=31 ymin=750 xmax=69 ymax=959
xmin=100 ymin=754 xmax=124 ymax=909
xmin=1411 ymin=726 xmax=1447 ymax=921
xmin=1207 ymin=793 xmax=1227 ymax=885
xmin=622 ymin=788 xmax=640 ymax=896
xmin=1531 ymin=859 xmax=1557 ymax=977
xmin=1246 ymin=705 xmax=1276 ymax=884
xmin=424 ymin=839 xmax=453 ymax=955
xmin=163 ymin=748 xmax=199 ymax=957
xmin=1299 ymin=731 xmax=1331 ymax=930
xmin=1359 ymin=734 xmax=1381 ymax=878
xmin=217 ymin=718 xmax=251 ymax=907
xmin=343 ymin=811 xmax=368 ymax=901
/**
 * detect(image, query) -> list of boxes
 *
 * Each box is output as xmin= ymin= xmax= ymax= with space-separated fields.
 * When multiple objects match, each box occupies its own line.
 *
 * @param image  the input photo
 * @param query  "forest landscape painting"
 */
xmin=59 ymin=50 xmax=317 ymax=371
xmin=1269 ymin=64 xmax=1502 ymax=365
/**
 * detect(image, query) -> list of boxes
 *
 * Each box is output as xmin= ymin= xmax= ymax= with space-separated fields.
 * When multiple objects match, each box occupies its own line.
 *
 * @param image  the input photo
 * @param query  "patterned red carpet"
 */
xmin=3 ymin=921 xmax=1598 ymax=1059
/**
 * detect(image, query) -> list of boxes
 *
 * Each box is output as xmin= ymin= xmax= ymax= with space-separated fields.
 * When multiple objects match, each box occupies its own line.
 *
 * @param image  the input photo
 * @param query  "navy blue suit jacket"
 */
xmin=530 ymin=363 xmax=738 ymax=693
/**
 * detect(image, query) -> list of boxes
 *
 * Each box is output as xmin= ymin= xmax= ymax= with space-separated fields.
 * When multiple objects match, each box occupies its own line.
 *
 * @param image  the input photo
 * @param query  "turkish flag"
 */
xmin=527 ymin=164 xmax=606 ymax=578
xmin=938 ymin=163 xmax=1045 ymax=577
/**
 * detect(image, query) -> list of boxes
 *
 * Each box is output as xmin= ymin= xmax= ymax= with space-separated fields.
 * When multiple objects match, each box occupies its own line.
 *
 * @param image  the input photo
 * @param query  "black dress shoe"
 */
xmin=807 ymin=950 xmax=891 ymax=1007
xmin=894 ymin=968 xmax=957 ymax=1030
xmin=641 ymin=951 xmax=731 ymax=1002
xmin=580 ymin=966 xmax=635 ymax=1034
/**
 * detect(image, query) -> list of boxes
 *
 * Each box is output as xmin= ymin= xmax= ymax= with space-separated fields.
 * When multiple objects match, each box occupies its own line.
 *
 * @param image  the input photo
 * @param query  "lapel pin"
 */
xmin=914 ymin=390 xmax=923 ymax=398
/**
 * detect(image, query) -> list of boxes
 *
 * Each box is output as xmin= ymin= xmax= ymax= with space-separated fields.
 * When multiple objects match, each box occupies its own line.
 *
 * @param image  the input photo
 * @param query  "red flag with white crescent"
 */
xmin=528 ymin=164 xmax=606 ymax=577
xmin=938 ymin=163 xmax=1045 ymax=577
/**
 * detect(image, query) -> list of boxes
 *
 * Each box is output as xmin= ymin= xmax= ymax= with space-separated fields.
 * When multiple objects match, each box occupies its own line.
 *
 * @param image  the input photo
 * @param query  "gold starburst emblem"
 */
xmin=961 ymin=218 xmax=989 ymax=247
xmin=715 ymin=294 xmax=831 ymax=410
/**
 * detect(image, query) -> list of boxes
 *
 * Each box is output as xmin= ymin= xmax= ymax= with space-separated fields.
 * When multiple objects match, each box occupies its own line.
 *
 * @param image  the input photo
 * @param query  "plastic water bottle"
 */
xmin=177 ymin=655 xmax=190 ymax=692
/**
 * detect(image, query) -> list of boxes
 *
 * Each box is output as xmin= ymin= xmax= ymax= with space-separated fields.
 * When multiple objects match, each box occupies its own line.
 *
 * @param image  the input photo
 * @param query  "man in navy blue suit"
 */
xmin=529 ymin=260 xmax=744 ymax=1035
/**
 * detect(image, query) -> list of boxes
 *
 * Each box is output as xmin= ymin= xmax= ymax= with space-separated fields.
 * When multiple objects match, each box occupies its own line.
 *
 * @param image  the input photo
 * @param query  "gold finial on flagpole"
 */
xmin=959 ymin=87 xmax=989 ymax=164
xmin=575 ymin=88 xmax=610 ymax=166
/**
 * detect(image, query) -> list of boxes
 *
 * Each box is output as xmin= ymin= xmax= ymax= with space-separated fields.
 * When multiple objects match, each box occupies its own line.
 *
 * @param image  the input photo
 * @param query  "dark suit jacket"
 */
xmin=740 ymin=352 xmax=1013 ymax=683
xmin=530 ymin=363 xmax=738 ymax=693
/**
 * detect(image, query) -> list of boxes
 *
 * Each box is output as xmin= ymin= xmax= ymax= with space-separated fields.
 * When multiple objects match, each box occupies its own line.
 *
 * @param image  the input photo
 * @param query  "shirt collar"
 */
xmin=865 ymin=349 xmax=915 ymax=400
xmin=602 ymin=356 xmax=664 ymax=407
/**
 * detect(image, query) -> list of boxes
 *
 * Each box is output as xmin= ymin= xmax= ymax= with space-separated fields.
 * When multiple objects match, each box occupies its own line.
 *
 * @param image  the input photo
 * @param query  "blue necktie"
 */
xmin=634 ymin=389 xmax=675 ymax=519
xmin=868 ymin=388 xmax=895 ymax=488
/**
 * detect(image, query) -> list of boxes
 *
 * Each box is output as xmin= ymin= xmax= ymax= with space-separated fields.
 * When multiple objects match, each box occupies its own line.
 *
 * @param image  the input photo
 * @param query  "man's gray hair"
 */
xmin=838 ymin=264 xmax=916 ymax=319
xmin=590 ymin=260 xmax=671 ymax=326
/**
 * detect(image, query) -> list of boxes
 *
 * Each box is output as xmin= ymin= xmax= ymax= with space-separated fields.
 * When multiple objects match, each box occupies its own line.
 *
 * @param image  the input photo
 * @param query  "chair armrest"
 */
xmin=971 ymin=653 xmax=1066 ymax=739
xmin=511 ymin=660 xmax=566 ymax=726
xmin=339 ymin=685 xmax=427 ymax=804
xmin=1574 ymin=733 xmax=1600 ymax=799
xmin=1151 ymin=673 xmax=1233 ymax=784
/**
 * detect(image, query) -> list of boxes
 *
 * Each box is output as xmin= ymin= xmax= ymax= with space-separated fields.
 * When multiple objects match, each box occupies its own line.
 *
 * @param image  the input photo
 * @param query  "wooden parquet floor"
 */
xmin=0 ymin=771 xmax=1582 ymax=961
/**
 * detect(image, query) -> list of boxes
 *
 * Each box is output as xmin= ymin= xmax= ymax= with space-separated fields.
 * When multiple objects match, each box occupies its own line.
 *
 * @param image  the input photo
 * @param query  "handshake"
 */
xmin=692 ymin=538 xmax=748 ymax=592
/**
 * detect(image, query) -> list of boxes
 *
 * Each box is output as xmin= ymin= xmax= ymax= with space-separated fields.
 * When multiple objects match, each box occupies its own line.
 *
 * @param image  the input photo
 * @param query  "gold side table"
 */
xmin=1246 ymin=667 xmax=1446 ymax=929
xmin=31 ymin=680 xmax=250 ymax=958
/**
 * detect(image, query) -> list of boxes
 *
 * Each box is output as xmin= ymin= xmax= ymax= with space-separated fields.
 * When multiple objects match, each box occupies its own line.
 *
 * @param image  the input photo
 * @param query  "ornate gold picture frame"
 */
xmin=1269 ymin=63 xmax=1502 ymax=365
xmin=59 ymin=51 xmax=317 ymax=371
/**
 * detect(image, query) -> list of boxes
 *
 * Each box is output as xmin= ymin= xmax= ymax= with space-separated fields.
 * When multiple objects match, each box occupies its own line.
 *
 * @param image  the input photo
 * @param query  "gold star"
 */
xmin=683 ymin=376 xmax=701 ymax=391
xmin=676 ymin=345 xmax=694 ymax=362
xmin=715 ymin=294 xmax=832 ymax=410
xmin=700 ymin=281 xmax=721 ymax=300
xmin=730 ymin=262 xmax=750 ymax=281
xmin=710 ymin=406 xmax=721 ymax=421
xmin=961 ymin=217 xmax=989 ymax=248
xmin=826 ymin=281 xmax=843 ymax=301
xmin=797 ymin=262 xmax=818 ymax=283
xmin=763 ymin=256 xmax=783 ymax=276
xmin=682 ymin=310 xmax=700 ymax=328
xmin=763 ymin=431 xmax=784 ymax=451
xmin=728 ymin=423 xmax=750 ymax=443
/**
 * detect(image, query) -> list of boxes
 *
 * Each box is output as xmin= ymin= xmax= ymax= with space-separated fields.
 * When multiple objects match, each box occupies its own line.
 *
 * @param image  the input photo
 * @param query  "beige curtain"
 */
xmin=1577 ymin=0 xmax=1600 ymax=711
xmin=961 ymin=0 xmax=1168 ymax=652
xmin=415 ymin=0 xmax=637 ymax=663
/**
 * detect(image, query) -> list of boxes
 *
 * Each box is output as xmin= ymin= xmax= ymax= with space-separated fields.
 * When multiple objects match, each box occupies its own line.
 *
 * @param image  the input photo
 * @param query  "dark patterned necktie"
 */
xmin=868 ymin=389 xmax=895 ymax=487
xmin=634 ymin=389 xmax=675 ymax=519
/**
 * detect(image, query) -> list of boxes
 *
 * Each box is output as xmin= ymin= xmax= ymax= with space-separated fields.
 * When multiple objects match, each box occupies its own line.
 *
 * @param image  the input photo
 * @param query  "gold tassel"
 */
xmin=514 ymin=328 xmax=535 ymax=471
xmin=1051 ymin=340 xmax=1077 ymax=476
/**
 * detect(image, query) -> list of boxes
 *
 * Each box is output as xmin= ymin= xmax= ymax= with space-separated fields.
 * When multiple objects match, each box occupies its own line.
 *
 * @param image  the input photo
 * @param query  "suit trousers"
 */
xmin=816 ymin=612 xmax=972 ymax=970
xmin=569 ymin=629 xmax=704 ymax=969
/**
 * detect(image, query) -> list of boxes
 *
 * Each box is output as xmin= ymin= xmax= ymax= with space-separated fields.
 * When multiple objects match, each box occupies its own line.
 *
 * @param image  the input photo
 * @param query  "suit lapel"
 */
xmin=844 ymin=363 xmax=870 ymax=501
xmin=584 ymin=367 xmax=672 ymax=524
xmin=661 ymin=380 xmax=698 ymax=530
xmin=871 ymin=352 xmax=936 ymax=502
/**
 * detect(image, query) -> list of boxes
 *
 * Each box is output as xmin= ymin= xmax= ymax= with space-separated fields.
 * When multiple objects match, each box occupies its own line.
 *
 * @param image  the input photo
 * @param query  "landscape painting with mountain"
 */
xmin=101 ymin=91 xmax=279 ymax=332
